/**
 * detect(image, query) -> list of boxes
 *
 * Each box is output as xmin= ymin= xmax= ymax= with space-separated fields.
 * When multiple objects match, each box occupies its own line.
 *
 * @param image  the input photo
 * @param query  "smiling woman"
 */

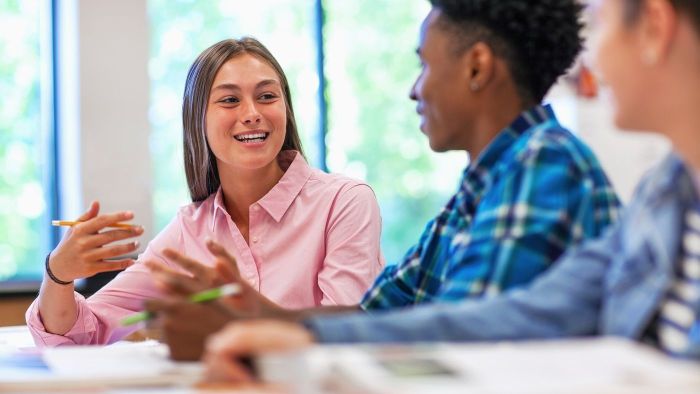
xmin=25 ymin=38 xmax=385 ymax=347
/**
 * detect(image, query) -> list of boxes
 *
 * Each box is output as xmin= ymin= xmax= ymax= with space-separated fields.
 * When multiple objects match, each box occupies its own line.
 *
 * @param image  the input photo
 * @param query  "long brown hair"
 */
xmin=182 ymin=37 xmax=305 ymax=202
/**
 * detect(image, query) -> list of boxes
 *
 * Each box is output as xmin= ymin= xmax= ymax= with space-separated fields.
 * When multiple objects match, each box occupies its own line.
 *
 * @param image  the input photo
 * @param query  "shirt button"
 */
xmin=252 ymin=237 xmax=259 ymax=243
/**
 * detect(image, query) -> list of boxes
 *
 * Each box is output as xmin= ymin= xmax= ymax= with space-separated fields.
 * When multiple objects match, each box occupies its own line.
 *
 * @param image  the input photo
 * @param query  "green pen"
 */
xmin=120 ymin=283 xmax=242 ymax=326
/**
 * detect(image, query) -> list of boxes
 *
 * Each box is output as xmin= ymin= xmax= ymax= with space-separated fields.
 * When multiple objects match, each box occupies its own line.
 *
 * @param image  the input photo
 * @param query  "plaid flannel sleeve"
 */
xmin=360 ymin=217 xmax=443 ymax=310
xmin=438 ymin=138 xmax=619 ymax=299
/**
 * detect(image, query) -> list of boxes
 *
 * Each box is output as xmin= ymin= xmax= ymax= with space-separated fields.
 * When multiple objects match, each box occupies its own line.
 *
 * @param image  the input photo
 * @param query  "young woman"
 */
xmin=26 ymin=38 xmax=384 ymax=345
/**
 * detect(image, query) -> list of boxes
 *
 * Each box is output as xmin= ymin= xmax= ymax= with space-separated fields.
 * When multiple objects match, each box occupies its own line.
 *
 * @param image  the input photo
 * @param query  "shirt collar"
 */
xmin=457 ymin=104 xmax=559 ymax=211
xmin=211 ymin=187 xmax=228 ymax=232
xmin=647 ymin=152 xmax=699 ymax=205
xmin=471 ymin=104 xmax=557 ymax=173
xmin=258 ymin=150 xmax=312 ymax=222
xmin=209 ymin=150 xmax=311 ymax=230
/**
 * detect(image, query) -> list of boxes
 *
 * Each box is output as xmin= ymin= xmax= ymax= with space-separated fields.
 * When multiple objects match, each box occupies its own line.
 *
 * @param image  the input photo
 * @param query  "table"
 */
xmin=3 ymin=326 xmax=700 ymax=393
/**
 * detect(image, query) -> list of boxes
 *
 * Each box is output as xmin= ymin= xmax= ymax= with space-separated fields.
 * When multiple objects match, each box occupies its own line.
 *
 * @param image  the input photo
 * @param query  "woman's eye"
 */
xmin=219 ymin=97 xmax=238 ymax=104
xmin=259 ymin=93 xmax=278 ymax=101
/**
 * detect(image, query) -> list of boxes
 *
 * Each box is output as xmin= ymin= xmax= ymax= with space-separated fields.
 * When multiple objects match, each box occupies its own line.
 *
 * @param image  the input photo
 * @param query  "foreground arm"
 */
xmin=306 ymin=227 xmax=619 ymax=343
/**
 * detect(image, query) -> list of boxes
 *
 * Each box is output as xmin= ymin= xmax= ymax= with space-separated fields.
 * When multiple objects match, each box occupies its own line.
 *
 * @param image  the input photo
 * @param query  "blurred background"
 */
xmin=0 ymin=0 xmax=670 ymax=295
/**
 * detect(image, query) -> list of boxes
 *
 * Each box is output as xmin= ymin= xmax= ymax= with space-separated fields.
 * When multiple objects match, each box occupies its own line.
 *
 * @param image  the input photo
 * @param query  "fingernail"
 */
xmin=134 ymin=241 xmax=140 ymax=248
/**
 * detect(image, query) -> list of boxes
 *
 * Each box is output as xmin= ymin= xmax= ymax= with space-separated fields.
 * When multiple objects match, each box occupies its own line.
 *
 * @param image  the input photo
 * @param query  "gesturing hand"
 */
xmin=48 ymin=201 xmax=143 ymax=283
xmin=146 ymin=239 xmax=281 ymax=319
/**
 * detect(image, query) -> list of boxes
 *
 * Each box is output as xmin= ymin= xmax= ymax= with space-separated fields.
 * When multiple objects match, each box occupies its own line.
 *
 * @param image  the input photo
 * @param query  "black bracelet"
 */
xmin=45 ymin=253 xmax=72 ymax=285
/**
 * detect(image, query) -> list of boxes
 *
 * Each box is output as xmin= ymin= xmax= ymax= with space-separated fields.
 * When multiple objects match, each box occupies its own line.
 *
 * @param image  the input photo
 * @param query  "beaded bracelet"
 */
xmin=45 ymin=253 xmax=72 ymax=285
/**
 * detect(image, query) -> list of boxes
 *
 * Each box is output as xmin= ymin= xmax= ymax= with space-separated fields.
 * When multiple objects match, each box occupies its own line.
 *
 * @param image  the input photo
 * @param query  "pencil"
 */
xmin=120 ymin=283 xmax=243 ymax=326
xmin=51 ymin=220 xmax=139 ymax=230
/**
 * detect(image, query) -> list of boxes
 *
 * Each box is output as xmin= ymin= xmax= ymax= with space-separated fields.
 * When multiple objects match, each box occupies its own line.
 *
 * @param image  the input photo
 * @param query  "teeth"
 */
xmin=234 ymin=132 xmax=267 ymax=142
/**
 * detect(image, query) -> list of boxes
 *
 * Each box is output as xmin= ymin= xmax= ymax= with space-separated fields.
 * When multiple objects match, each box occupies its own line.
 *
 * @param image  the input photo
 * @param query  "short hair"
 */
xmin=428 ymin=0 xmax=584 ymax=104
xmin=624 ymin=0 xmax=700 ymax=30
xmin=182 ymin=37 xmax=305 ymax=202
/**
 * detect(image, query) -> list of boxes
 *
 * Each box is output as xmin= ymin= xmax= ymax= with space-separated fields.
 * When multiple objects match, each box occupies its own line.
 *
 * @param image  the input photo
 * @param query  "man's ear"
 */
xmin=462 ymin=42 xmax=496 ymax=92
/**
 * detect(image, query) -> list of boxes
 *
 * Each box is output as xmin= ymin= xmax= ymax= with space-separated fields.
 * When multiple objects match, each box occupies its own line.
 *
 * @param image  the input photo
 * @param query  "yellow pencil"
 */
xmin=51 ymin=220 xmax=139 ymax=230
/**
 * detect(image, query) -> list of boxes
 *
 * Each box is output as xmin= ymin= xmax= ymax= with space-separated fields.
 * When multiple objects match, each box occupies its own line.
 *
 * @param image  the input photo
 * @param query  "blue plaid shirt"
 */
xmin=361 ymin=104 xmax=620 ymax=310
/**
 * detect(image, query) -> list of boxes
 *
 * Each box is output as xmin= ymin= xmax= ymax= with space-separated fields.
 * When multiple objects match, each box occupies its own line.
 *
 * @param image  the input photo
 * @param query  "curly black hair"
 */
xmin=428 ymin=0 xmax=584 ymax=104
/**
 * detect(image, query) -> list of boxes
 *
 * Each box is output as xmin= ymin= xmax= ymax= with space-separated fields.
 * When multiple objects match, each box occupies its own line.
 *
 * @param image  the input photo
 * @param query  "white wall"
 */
xmin=57 ymin=0 xmax=153 ymax=248
xmin=547 ymin=84 xmax=672 ymax=203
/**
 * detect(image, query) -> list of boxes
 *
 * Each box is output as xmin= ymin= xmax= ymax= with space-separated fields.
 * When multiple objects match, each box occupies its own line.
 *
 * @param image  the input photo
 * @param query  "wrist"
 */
xmin=45 ymin=253 xmax=73 ymax=286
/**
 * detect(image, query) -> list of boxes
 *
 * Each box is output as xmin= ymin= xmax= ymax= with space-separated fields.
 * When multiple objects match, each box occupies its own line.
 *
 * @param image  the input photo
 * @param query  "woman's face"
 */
xmin=592 ymin=0 xmax=652 ymax=131
xmin=205 ymin=53 xmax=287 ymax=173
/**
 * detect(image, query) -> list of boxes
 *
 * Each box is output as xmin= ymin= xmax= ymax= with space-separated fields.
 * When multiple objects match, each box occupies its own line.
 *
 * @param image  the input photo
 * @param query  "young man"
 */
xmin=146 ymin=0 xmax=619 ymax=360
xmin=203 ymin=0 xmax=700 ymax=381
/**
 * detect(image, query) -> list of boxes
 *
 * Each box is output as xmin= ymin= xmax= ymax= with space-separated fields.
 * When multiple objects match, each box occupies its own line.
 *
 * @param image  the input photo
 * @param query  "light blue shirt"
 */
xmin=306 ymin=152 xmax=700 ymax=360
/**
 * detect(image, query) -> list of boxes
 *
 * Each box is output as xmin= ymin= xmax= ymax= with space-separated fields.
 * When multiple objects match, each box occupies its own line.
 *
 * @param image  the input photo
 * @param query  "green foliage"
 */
xmin=324 ymin=0 xmax=464 ymax=262
xmin=0 ymin=0 xmax=47 ymax=281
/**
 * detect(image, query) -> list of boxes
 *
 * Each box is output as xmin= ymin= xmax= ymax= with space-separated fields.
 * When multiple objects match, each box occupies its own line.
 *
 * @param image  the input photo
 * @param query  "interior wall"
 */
xmin=58 ymin=0 xmax=154 ymax=248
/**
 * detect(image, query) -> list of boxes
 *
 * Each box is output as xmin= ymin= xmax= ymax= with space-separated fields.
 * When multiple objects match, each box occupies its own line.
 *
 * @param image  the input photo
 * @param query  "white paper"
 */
xmin=43 ymin=340 xmax=202 ymax=381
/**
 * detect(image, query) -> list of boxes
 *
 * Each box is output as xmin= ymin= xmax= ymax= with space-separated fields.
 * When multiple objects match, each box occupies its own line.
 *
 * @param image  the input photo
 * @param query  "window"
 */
xmin=324 ymin=0 xmax=464 ymax=263
xmin=0 ymin=0 xmax=54 ymax=290
xmin=148 ymin=0 xmax=465 ymax=264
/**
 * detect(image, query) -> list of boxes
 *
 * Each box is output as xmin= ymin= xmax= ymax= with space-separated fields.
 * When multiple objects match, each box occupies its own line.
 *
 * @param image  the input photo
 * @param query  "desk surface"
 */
xmin=2 ymin=326 xmax=699 ymax=394
xmin=0 ymin=325 xmax=281 ymax=393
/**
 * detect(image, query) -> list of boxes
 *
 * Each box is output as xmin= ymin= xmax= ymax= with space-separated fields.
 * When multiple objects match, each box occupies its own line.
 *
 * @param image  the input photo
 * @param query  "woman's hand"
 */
xmin=48 ymin=201 xmax=143 ymax=283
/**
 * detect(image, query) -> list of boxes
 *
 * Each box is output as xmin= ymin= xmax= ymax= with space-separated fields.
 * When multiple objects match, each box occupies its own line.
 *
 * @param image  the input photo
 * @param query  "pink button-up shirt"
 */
xmin=27 ymin=151 xmax=384 ymax=345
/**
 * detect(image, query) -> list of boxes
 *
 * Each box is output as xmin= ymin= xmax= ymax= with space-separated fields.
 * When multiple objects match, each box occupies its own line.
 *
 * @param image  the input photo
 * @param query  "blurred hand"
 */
xmin=146 ymin=239 xmax=283 ymax=318
xmin=144 ymin=240 xmax=286 ymax=360
xmin=203 ymin=320 xmax=315 ymax=383
xmin=144 ymin=297 xmax=234 ymax=361
xmin=48 ymin=201 xmax=143 ymax=282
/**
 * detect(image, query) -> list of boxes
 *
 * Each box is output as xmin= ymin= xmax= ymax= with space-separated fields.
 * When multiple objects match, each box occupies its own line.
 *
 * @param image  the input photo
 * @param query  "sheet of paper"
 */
xmin=258 ymin=338 xmax=700 ymax=394
xmin=0 ymin=336 xmax=202 ymax=391
xmin=0 ymin=325 xmax=36 ymax=352
xmin=43 ymin=340 xmax=202 ymax=380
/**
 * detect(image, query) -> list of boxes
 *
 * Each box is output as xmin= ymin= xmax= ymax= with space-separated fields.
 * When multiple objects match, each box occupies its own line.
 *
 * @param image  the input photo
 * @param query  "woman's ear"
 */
xmin=463 ymin=42 xmax=495 ymax=92
xmin=637 ymin=0 xmax=678 ymax=65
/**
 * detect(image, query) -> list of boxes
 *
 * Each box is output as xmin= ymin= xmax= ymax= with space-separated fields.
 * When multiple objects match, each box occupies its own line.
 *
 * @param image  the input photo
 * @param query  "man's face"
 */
xmin=410 ymin=9 xmax=473 ymax=153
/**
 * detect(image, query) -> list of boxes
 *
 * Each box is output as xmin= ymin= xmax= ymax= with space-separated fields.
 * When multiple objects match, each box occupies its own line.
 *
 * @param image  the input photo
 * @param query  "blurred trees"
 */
xmin=0 ymin=0 xmax=45 ymax=281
